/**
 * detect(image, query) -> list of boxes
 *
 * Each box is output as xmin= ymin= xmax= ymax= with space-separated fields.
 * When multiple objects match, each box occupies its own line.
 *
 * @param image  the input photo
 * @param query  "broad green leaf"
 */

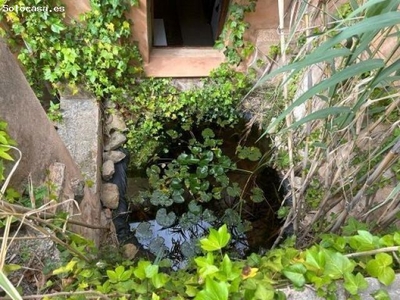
xmin=114 ymin=265 xmax=125 ymax=277
xmin=366 ymin=253 xmax=395 ymax=286
xmin=195 ymin=252 xmax=219 ymax=277
xmin=343 ymin=272 xmax=368 ymax=295
xmin=371 ymin=289 xmax=391 ymax=300
xmin=323 ymin=250 xmax=355 ymax=279
xmin=149 ymin=237 xmax=166 ymax=255
xmin=254 ymin=284 xmax=274 ymax=300
xmin=134 ymin=261 xmax=151 ymax=280
xmin=50 ymin=22 xmax=66 ymax=33
xmin=195 ymin=258 xmax=219 ymax=277
xmin=151 ymin=272 xmax=169 ymax=288
xmin=0 ymin=133 xmax=8 ymax=145
xmin=283 ymin=263 xmax=307 ymax=287
xmin=145 ymin=264 xmax=159 ymax=279
xmin=106 ymin=270 xmax=118 ymax=283
xmin=200 ymin=224 xmax=231 ymax=251
xmin=195 ymin=278 xmax=229 ymax=300
xmin=349 ymin=230 xmax=379 ymax=251
xmin=305 ymin=247 xmax=326 ymax=273
xmin=52 ymin=259 xmax=77 ymax=275
xmin=0 ymin=149 xmax=13 ymax=161
xmin=120 ymin=269 xmax=133 ymax=282
xmin=2 ymin=264 xmax=21 ymax=275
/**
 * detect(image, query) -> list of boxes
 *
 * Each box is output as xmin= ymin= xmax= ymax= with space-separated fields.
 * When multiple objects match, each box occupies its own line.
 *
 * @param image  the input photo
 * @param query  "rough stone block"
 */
xmin=104 ymin=131 xmax=127 ymax=151
xmin=103 ymin=150 xmax=126 ymax=163
xmin=102 ymin=160 xmax=115 ymax=181
xmin=101 ymin=183 xmax=119 ymax=209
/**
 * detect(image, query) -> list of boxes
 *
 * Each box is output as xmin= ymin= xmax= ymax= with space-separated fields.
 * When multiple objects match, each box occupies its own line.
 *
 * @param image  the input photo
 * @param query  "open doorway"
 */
xmin=153 ymin=0 xmax=229 ymax=47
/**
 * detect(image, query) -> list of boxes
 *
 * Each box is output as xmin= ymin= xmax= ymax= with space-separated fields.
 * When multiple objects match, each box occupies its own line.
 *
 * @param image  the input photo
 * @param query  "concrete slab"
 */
xmin=57 ymin=96 xmax=102 ymax=197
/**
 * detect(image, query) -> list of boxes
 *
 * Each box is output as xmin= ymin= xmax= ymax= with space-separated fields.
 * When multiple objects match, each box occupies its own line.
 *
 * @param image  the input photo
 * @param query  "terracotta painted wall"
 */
xmin=245 ymin=0 xmax=291 ymax=30
xmin=61 ymin=0 xmax=91 ymax=21
xmin=126 ymin=0 xmax=151 ymax=63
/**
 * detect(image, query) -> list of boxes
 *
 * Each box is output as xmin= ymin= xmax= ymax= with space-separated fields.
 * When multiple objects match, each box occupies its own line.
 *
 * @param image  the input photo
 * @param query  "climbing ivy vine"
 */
xmin=1 ymin=0 xmax=257 ymax=167
xmin=215 ymin=0 xmax=257 ymax=65
xmin=0 ymin=0 xmax=142 ymax=100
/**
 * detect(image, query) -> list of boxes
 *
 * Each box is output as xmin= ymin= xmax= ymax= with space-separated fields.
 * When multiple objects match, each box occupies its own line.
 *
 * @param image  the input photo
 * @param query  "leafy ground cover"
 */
xmin=0 ymin=0 xmax=400 ymax=298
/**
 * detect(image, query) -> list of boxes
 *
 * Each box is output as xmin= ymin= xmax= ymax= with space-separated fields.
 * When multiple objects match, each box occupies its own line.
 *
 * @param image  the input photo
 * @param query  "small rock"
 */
xmin=103 ymin=150 xmax=126 ymax=163
xmin=71 ymin=178 xmax=85 ymax=203
xmin=105 ymin=113 xmax=128 ymax=134
xmin=104 ymin=99 xmax=117 ymax=109
xmin=104 ymin=131 xmax=127 ymax=151
xmin=101 ymin=183 xmax=119 ymax=209
xmin=102 ymin=160 xmax=115 ymax=181
xmin=122 ymin=243 xmax=138 ymax=260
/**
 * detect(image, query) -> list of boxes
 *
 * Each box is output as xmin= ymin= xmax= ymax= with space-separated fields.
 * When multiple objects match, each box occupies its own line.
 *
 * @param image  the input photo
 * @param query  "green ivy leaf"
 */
xmin=200 ymin=224 xmax=231 ymax=252
xmin=371 ymin=289 xmax=391 ymax=300
xmin=133 ymin=261 xmax=151 ymax=280
xmin=50 ymin=22 xmax=66 ymax=33
xmin=323 ymin=249 xmax=355 ymax=279
xmin=349 ymin=230 xmax=378 ymax=251
xmin=305 ymin=247 xmax=326 ymax=273
xmin=145 ymin=264 xmax=159 ymax=279
xmin=283 ymin=263 xmax=306 ymax=287
xmin=151 ymin=272 xmax=169 ymax=289
xmin=254 ymin=284 xmax=275 ymax=300
xmin=343 ymin=272 xmax=368 ymax=295
xmin=195 ymin=278 xmax=229 ymax=300
xmin=195 ymin=253 xmax=219 ymax=277
xmin=366 ymin=253 xmax=395 ymax=286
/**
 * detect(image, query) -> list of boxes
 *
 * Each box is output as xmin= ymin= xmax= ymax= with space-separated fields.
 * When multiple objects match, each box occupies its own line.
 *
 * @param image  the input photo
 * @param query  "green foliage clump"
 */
xmin=215 ymin=0 xmax=257 ymax=65
xmin=39 ymin=224 xmax=400 ymax=299
xmin=121 ymin=65 xmax=253 ymax=168
xmin=0 ymin=0 xmax=142 ymax=100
